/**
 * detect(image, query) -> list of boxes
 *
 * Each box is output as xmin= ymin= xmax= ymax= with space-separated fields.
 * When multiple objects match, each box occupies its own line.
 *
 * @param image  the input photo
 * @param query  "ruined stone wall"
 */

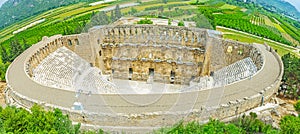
xmin=92 ymin=25 xmax=207 ymax=47
xmin=209 ymin=39 xmax=264 ymax=72
xmin=87 ymin=25 xmax=208 ymax=84
xmin=103 ymin=44 xmax=203 ymax=84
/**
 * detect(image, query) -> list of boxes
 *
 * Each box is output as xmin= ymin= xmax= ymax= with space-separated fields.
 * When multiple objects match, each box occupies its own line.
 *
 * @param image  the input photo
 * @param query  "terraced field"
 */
xmin=217 ymin=26 xmax=299 ymax=57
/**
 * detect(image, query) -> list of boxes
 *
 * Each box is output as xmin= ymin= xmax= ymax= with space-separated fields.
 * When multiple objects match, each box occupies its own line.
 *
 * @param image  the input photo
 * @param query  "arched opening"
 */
xmin=68 ymin=39 xmax=72 ymax=46
xmin=75 ymin=39 xmax=79 ymax=45
xmin=170 ymin=71 xmax=175 ymax=84
xmin=149 ymin=68 xmax=154 ymax=76
xmin=129 ymin=68 xmax=133 ymax=80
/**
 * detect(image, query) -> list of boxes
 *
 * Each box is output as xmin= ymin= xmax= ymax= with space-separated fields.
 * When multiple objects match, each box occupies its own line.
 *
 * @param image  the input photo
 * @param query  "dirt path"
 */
xmin=0 ymin=82 xmax=6 ymax=107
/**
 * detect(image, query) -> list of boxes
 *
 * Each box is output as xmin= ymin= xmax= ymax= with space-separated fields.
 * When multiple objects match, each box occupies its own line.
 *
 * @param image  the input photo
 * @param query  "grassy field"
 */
xmin=274 ymin=23 xmax=286 ymax=33
xmin=0 ymin=3 xmax=86 ymax=43
xmin=264 ymin=16 xmax=274 ymax=27
xmin=0 ymin=0 xmax=299 ymax=59
xmin=53 ymin=4 xmax=108 ymax=20
xmin=217 ymin=27 xmax=299 ymax=57
xmin=258 ymin=14 xmax=300 ymax=46
xmin=122 ymin=1 xmax=191 ymax=12
xmin=219 ymin=4 xmax=237 ymax=10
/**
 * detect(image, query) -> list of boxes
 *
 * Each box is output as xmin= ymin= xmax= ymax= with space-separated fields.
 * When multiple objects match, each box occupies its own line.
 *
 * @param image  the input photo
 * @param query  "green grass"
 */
xmin=217 ymin=27 xmax=298 ymax=57
xmin=274 ymin=23 xmax=286 ymax=33
xmin=219 ymin=4 xmax=237 ymax=10
xmin=53 ymin=4 xmax=108 ymax=20
xmin=263 ymin=16 xmax=274 ymax=27
xmin=0 ymin=3 xmax=86 ymax=43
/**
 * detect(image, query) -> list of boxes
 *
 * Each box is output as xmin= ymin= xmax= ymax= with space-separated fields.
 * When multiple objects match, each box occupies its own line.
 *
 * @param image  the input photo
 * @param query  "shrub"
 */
xmin=178 ymin=21 xmax=184 ymax=26
xmin=137 ymin=18 xmax=153 ymax=24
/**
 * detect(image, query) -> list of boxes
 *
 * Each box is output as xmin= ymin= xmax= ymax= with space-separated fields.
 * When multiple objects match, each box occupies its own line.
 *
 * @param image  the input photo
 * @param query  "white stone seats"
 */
xmin=78 ymin=67 xmax=117 ymax=94
xmin=212 ymin=57 xmax=257 ymax=87
xmin=180 ymin=57 xmax=258 ymax=92
xmin=32 ymin=46 xmax=117 ymax=94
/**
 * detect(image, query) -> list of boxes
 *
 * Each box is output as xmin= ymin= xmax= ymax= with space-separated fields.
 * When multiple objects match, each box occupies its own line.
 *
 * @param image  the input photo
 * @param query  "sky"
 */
xmin=285 ymin=0 xmax=300 ymax=11
xmin=0 ymin=0 xmax=8 ymax=7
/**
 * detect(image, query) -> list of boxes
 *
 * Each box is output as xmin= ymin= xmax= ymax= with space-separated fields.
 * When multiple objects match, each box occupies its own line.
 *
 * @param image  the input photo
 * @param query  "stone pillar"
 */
xmin=201 ymin=38 xmax=212 ymax=76
xmin=181 ymin=30 xmax=185 ymax=46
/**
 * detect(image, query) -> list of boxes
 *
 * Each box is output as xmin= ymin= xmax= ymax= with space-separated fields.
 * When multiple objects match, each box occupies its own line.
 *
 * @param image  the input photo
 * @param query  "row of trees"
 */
xmin=214 ymin=13 xmax=291 ymax=45
xmin=158 ymin=112 xmax=300 ymax=133
xmin=0 ymin=38 xmax=31 ymax=80
xmin=84 ymin=4 xmax=123 ymax=31
xmin=222 ymin=0 xmax=300 ymax=45
xmin=1 ymin=104 xmax=300 ymax=133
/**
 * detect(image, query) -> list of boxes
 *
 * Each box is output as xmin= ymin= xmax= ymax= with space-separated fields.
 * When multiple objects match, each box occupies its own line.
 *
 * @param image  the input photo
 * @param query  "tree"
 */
xmin=168 ymin=19 xmax=172 ymax=25
xmin=136 ymin=0 xmax=142 ymax=4
xmin=168 ymin=6 xmax=172 ymax=11
xmin=163 ymin=0 xmax=167 ymax=4
xmin=130 ymin=7 xmax=138 ymax=15
xmin=280 ymin=116 xmax=300 ymax=134
xmin=0 ymin=45 xmax=9 ymax=63
xmin=178 ymin=21 xmax=184 ymax=26
xmin=159 ymin=6 xmax=164 ymax=14
xmin=22 ymin=38 xmax=31 ymax=51
xmin=9 ymin=38 xmax=23 ymax=62
xmin=0 ymin=62 xmax=10 ymax=81
xmin=137 ymin=18 xmax=153 ymax=24
xmin=194 ymin=13 xmax=213 ymax=29
xmin=110 ymin=10 xmax=115 ymax=22
xmin=281 ymin=53 xmax=300 ymax=99
xmin=83 ymin=11 xmax=110 ymax=32
xmin=0 ymin=105 xmax=81 ymax=133
xmin=115 ymin=4 xmax=122 ymax=21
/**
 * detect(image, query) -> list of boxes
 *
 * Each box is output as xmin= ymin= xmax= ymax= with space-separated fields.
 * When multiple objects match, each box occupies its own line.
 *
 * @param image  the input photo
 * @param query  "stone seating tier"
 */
xmin=32 ymin=47 xmax=117 ymax=93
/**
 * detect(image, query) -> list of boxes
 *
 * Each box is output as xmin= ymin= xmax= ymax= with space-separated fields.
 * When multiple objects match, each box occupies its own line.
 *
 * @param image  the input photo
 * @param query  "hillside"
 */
xmin=253 ymin=0 xmax=300 ymax=20
xmin=0 ymin=0 xmax=98 ymax=29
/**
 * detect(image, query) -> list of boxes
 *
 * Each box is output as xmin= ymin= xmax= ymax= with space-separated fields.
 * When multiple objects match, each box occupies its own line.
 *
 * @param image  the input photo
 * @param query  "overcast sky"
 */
xmin=0 ymin=0 xmax=8 ymax=7
xmin=285 ymin=0 xmax=300 ymax=11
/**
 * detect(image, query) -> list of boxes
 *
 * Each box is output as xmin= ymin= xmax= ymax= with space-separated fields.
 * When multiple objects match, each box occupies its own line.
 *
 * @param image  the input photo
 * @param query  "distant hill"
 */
xmin=0 ymin=0 xmax=98 ymax=29
xmin=253 ymin=0 xmax=300 ymax=20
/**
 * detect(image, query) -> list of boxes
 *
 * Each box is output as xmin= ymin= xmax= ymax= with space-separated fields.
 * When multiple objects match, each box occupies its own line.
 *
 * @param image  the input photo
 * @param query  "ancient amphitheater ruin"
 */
xmin=5 ymin=25 xmax=283 ymax=132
